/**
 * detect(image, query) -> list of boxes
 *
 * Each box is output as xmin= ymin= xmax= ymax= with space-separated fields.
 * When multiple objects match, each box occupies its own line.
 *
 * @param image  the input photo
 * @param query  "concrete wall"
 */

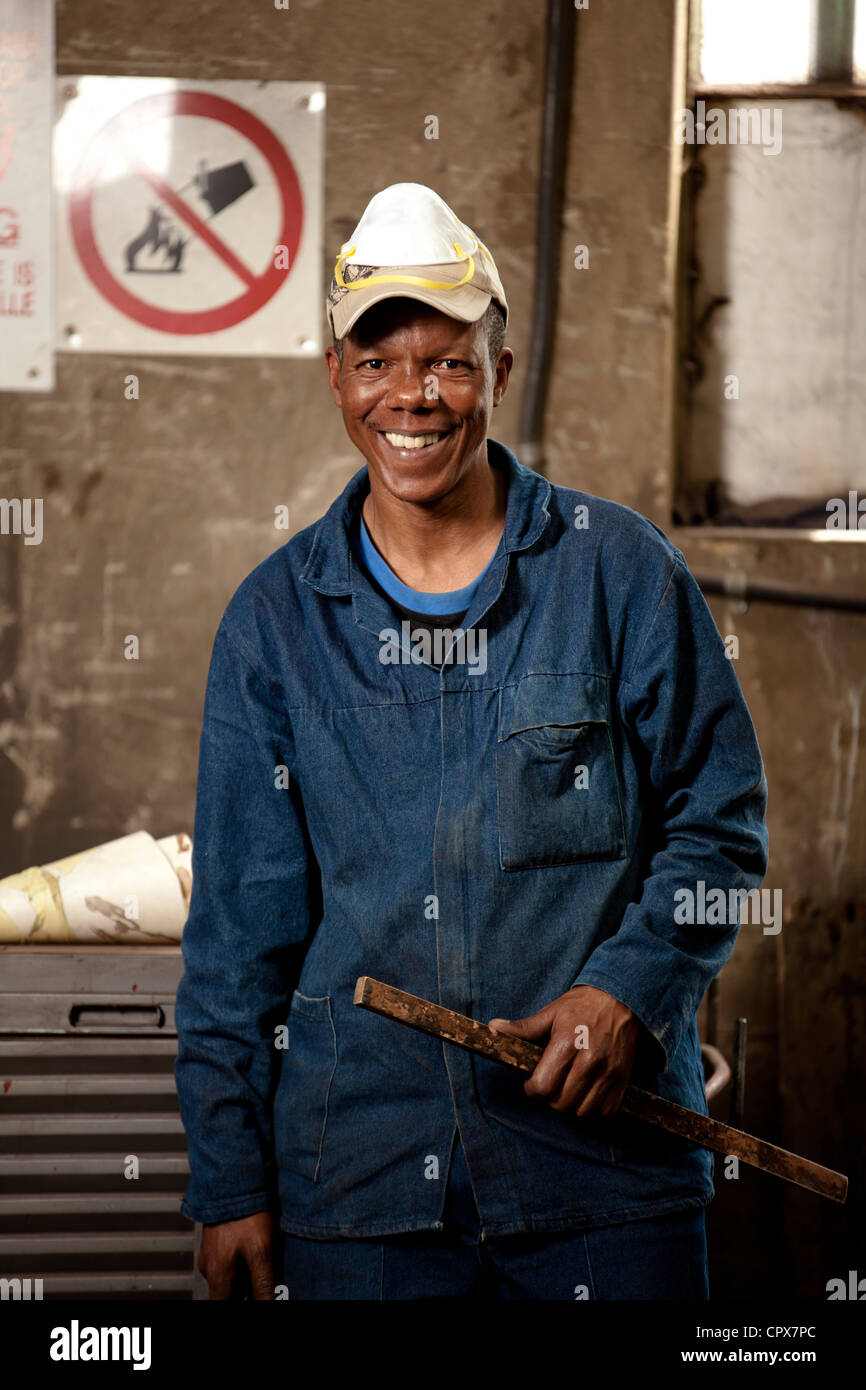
xmin=1 ymin=0 xmax=862 ymax=1298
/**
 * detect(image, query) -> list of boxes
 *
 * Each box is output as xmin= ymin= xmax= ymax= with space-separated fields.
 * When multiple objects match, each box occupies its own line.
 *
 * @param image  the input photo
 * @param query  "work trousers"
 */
xmin=279 ymin=1136 xmax=710 ymax=1301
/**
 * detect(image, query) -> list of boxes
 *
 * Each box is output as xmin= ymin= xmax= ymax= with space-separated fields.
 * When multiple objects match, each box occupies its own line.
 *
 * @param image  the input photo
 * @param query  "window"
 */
xmin=676 ymin=0 xmax=866 ymax=529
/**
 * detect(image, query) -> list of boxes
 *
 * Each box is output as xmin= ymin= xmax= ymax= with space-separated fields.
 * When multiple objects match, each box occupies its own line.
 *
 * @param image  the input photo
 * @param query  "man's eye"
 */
xmin=437 ymin=359 xmax=467 ymax=369
xmin=361 ymin=359 xmax=385 ymax=369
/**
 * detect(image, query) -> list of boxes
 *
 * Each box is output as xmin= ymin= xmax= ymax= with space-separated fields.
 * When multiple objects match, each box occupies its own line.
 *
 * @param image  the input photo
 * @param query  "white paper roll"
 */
xmin=0 ymin=830 xmax=194 ymax=944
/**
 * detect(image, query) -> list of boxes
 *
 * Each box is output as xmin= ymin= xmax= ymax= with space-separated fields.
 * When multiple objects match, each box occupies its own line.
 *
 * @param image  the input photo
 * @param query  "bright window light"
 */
xmin=855 ymin=0 xmax=866 ymax=79
xmin=699 ymin=0 xmax=813 ymax=85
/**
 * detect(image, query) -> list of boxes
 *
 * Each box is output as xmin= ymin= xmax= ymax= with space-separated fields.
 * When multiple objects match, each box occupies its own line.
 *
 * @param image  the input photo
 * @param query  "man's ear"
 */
xmin=324 ymin=345 xmax=343 ymax=407
xmin=493 ymin=346 xmax=514 ymax=406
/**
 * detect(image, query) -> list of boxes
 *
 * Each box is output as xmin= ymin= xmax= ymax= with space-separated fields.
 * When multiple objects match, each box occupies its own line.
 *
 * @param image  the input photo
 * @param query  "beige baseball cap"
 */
xmin=326 ymin=182 xmax=509 ymax=340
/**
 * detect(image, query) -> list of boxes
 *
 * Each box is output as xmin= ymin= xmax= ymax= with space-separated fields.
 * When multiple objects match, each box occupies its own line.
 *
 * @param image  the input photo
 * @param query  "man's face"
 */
xmin=325 ymin=298 xmax=512 ymax=506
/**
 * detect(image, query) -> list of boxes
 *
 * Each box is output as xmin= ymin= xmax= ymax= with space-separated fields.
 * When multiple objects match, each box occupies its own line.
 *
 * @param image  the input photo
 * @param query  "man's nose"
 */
xmin=383 ymin=364 xmax=432 ymax=411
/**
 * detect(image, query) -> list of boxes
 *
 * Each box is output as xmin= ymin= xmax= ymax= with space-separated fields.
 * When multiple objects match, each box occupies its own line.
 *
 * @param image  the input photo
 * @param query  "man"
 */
xmin=175 ymin=182 xmax=768 ymax=1301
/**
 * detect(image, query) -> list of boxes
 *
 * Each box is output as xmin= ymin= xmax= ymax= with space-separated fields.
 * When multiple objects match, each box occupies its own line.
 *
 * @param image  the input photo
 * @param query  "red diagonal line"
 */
xmin=114 ymin=137 xmax=257 ymax=287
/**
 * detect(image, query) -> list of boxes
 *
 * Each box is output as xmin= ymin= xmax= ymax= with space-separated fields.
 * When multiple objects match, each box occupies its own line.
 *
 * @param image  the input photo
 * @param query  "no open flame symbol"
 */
xmin=124 ymin=159 xmax=255 ymax=275
xmin=69 ymin=89 xmax=304 ymax=336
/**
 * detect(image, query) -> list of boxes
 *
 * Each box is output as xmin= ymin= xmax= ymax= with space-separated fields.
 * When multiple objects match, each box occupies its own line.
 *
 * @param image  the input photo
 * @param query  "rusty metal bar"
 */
xmin=354 ymin=977 xmax=848 ymax=1205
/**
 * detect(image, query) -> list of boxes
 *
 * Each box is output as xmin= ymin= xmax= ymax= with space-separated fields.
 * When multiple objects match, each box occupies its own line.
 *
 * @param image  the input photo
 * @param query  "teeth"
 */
xmin=384 ymin=432 xmax=444 ymax=449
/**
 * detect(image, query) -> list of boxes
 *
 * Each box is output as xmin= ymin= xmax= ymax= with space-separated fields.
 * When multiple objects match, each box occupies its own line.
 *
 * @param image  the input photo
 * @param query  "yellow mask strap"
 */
xmin=457 ymin=220 xmax=496 ymax=267
xmin=333 ymin=240 xmax=476 ymax=292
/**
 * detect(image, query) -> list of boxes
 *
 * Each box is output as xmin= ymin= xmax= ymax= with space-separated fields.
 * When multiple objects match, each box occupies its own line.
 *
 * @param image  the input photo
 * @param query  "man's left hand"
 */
xmin=489 ymin=986 xmax=640 ymax=1119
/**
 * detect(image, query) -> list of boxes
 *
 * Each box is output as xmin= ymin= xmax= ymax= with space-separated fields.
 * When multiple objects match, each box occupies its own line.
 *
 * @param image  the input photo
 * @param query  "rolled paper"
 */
xmin=0 ymin=831 xmax=194 ymax=944
xmin=156 ymin=832 xmax=193 ymax=905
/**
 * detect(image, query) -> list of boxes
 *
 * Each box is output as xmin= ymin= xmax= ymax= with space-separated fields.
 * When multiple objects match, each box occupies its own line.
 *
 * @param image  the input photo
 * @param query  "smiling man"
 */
xmin=174 ymin=183 xmax=769 ymax=1301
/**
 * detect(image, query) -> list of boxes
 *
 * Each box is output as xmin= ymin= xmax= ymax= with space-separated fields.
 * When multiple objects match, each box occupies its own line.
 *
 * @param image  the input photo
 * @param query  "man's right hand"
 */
xmin=198 ymin=1211 xmax=275 ymax=1300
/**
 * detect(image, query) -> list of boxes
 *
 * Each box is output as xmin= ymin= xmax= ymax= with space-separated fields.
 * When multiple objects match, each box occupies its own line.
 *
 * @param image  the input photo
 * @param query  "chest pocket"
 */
xmin=495 ymin=672 xmax=627 ymax=870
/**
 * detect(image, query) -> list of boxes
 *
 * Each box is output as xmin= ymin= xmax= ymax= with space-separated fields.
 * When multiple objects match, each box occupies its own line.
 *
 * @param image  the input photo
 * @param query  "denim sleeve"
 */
xmin=573 ymin=554 xmax=769 ymax=1070
xmin=175 ymin=619 xmax=318 ymax=1224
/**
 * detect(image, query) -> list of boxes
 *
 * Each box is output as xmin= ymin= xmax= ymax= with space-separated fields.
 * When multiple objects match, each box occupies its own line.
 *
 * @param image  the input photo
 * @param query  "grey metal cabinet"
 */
xmin=0 ymin=946 xmax=204 ymax=1300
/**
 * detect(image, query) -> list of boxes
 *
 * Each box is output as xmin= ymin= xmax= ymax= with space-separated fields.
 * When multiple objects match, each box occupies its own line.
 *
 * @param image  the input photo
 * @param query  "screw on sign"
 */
xmin=69 ymin=91 xmax=303 ymax=335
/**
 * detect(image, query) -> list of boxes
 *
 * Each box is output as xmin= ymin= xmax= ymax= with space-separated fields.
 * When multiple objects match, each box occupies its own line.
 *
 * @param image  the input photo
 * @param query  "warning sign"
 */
xmin=0 ymin=0 xmax=54 ymax=392
xmin=54 ymin=78 xmax=324 ymax=357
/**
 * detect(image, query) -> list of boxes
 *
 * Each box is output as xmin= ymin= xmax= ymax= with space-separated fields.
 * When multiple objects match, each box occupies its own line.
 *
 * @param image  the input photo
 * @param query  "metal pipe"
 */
xmin=518 ymin=0 xmax=577 ymax=474
xmin=730 ymin=1017 xmax=748 ymax=1130
xmin=701 ymin=1043 xmax=732 ymax=1101
xmin=810 ymin=0 xmax=856 ymax=83
xmin=694 ymin=572 xmax=866 ymax=614
xmin=705 ymin=975 xmax=719 ymax=1047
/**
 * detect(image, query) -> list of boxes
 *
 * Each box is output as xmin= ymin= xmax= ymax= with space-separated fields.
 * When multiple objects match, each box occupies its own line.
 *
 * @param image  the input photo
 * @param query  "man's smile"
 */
xmin=376 ymin=426 xmax=457 ymax=458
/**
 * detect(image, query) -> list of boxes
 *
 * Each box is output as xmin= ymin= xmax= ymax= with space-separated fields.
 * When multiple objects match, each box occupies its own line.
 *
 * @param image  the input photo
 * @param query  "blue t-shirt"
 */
xmin=351 ymin=512 xmax=498 ymax=666
xmin=353 ymin=511 xmax=494 ymax=616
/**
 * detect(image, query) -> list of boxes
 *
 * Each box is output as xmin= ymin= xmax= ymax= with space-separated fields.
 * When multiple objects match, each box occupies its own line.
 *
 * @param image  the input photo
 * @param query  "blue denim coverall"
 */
xmin=175 ymin=438 xmax=768 ymax=1244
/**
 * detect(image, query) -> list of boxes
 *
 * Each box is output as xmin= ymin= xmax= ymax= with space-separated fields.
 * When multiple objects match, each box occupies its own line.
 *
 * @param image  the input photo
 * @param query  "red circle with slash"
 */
xmin=69 ymin=90 xmax=303 ymax=335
